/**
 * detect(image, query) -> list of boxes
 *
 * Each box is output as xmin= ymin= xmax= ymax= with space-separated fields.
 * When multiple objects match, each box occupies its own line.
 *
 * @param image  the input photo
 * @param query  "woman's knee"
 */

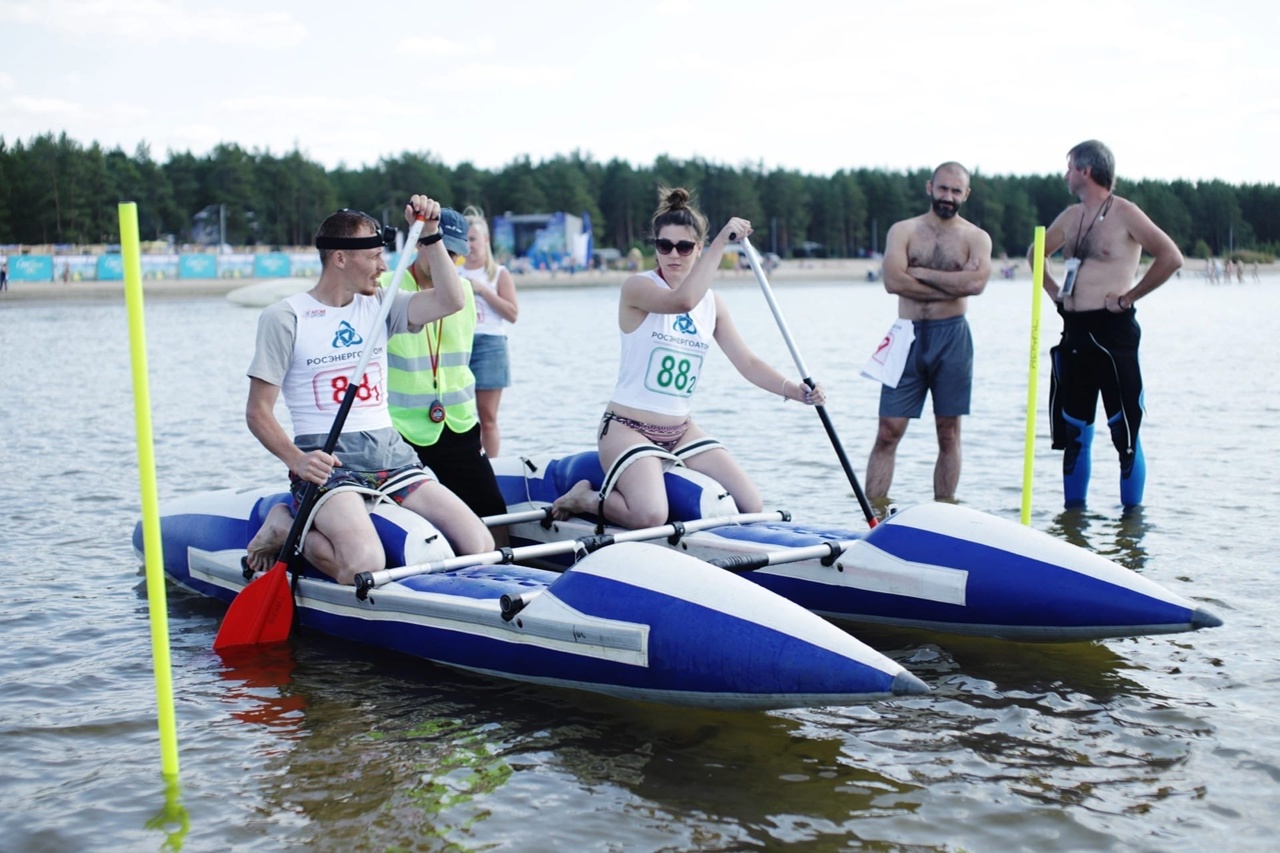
xmin=624 ymin=504 xmax=668 ymax=529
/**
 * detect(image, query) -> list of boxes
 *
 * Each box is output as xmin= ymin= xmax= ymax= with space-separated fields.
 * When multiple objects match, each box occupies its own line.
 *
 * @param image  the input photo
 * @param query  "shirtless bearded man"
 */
xmin=866 ymin=162 xmax=993 ymax=506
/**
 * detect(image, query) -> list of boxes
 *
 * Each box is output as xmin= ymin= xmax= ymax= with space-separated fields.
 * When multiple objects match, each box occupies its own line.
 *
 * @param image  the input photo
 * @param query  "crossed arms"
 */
xmin=882 ymin=220 xmax=992 ymax=302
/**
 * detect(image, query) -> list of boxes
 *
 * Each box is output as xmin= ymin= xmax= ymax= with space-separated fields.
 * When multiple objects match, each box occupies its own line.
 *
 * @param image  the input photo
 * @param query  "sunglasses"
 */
xmin=655 ymin=238 xmax=698 ymax=256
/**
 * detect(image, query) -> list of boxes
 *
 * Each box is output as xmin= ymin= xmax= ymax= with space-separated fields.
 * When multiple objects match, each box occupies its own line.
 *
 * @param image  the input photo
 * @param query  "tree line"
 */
xmin=1 ymin=131 xmax=1276 ymax=261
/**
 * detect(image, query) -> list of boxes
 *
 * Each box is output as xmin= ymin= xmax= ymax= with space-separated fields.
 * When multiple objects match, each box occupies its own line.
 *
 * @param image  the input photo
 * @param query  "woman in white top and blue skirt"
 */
xmin=551 ymin=187 xmax=824 ymax=528
xmin=458 ymin=206 xmax=518 ymax=458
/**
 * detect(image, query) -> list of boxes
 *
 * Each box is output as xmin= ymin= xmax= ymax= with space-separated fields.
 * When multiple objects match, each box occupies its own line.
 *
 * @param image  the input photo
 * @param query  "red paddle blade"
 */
xmin=213 ymin=561 xmax=294 ymax=650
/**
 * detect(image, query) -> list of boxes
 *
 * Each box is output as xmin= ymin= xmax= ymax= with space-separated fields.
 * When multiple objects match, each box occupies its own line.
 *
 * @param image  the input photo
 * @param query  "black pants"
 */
xmin=407 ymin=424 xmax=508 ymax=519
xmin=1048 ymin=307 xmax=1144 ymax=457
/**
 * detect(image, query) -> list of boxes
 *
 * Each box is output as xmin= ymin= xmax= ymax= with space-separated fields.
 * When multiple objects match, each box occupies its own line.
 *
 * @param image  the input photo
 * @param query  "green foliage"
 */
xmin=1 ymin=132 xmax=1277 ymax=261
xmin=1233 ymin=248 xmax=1274 ymax=264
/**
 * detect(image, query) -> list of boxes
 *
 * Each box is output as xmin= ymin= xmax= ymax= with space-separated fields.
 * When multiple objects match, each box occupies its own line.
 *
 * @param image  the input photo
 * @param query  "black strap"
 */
xmin=315 ymin=233 xmax=385 ymax=250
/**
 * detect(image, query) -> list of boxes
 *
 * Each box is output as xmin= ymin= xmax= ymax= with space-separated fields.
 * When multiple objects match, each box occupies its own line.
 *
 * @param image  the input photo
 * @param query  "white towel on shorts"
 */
xmin=860 ymin=318 xmax=915 ymax=388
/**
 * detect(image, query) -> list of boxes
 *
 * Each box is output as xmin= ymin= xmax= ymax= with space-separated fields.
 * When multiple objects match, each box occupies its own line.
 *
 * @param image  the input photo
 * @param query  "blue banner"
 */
xmin=179 ymin=254 xmax=217 ymax=279
xmin=62 ymin=256 xmax=99 ymax=281
xmin=217 ymin=254 xmax=255 ymax=278
xmin=10 ymin=255 xmax=54 ymax=282
xmin=493 ymin=219 xmax=515 ymax=259
xmin=8 ymin=251 xmax=342 ymax=282
xmin=288 ymin=252 xmax=320 ymax=278
xmin=253 ymin=253 xmax=291 ymax=278
xmin=141 ymin=254 xmax=180 ymax=279
xmin=97 ymin=255 xmax=124 ymax=280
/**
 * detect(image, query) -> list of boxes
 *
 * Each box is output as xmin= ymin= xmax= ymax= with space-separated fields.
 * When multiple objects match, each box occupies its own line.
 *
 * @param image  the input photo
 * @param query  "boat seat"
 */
xmin=496 ymin=450 xmax=739 ymax=523
xmin=398 ymin=565 xmax=556 ymax=598
xmin=707 ymin=520 xmax=861 ymax=548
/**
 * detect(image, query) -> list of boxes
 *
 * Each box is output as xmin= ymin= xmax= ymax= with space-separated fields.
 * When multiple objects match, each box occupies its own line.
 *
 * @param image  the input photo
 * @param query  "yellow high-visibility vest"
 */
xmin=385 ymin=268 xmax=478 ymax=446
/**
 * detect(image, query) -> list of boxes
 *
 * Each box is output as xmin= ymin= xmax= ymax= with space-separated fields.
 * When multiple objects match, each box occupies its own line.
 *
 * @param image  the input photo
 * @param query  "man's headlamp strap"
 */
xmin=315 ymin=233 xmax=386 ymax=250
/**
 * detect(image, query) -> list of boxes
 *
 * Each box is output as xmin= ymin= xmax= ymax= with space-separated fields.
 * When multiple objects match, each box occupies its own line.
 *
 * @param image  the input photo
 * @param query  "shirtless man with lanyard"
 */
xmin=866 ymin=161 xmax=992 ymax=506
xmin=1037 ymin=139 xmax=1183 ymax=509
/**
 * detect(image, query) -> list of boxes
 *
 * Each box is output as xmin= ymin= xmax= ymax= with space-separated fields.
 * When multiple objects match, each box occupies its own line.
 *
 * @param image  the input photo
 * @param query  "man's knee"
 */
xmin=321 ymin=535 xmax=386 ymax=583
xmin=458 ymin=521 xmax=495 ymax=555
xmin=875 ymin=418 xmax=909 ymax=448
xmin=935 ymin=417 xmax=961 ymax=447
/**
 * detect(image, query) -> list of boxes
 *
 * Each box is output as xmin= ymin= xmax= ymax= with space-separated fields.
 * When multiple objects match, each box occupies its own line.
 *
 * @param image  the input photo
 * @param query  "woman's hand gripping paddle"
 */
xmin=739 ymin=237 xmax=878 ymax=528
xmin=214 ymin=215 xmax=428 ymax=650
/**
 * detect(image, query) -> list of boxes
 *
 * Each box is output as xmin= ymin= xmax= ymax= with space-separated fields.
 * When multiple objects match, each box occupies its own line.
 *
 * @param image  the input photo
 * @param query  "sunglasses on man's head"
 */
xmin=655 ymin=238 xmax=698 ymax=256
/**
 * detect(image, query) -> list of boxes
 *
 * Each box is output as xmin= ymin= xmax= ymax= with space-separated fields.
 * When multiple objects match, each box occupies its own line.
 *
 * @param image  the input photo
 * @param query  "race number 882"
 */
xmin=643 ymin=347 xmax=702 ymax=397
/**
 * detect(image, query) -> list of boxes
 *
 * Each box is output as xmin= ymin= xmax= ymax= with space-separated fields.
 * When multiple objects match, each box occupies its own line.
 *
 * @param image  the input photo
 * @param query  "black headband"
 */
xmin=314 ymin=232 xmax=386 ymax=250
xmin=315 ymin=209 xmax=396 ymax=250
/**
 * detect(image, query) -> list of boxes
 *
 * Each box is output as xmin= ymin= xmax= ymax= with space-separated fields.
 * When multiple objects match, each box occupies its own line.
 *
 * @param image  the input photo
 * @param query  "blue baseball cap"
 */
xmin=438 ymin=207 xmax=470 ymax=255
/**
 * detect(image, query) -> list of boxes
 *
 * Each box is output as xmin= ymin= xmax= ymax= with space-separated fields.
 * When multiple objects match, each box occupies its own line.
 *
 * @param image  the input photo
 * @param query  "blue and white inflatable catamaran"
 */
xmin=136 ymin=486 xmax=927 ymax=710
xmin=491 ymin=451 xmax=1222 ymax=643
xmin=137 ymin=448 xmax=1219 ymax=710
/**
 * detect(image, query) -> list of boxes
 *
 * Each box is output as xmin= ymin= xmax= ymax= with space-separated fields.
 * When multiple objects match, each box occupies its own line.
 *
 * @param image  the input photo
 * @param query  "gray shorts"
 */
xmin=878 ymin=316 xmax=973 ymax=418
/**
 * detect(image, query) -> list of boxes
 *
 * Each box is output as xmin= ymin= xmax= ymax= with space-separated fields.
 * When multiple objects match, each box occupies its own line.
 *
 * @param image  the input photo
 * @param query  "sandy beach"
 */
xmin=3 ymin=256 xmax=1270 ymax=304
xmin=0 ymin=258 xmax=892 ymax=304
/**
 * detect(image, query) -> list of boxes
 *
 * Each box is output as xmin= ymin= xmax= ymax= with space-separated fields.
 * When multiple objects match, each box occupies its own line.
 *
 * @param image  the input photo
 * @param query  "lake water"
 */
xmin=2 ymin=273 xmax=1276 ymax=851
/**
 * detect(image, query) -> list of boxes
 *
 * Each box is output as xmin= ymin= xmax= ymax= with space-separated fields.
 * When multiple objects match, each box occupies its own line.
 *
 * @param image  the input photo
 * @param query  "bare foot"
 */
xmin=550 ymin=479 xmax=598 ymax=521
xmin=246 ymin=503 xmax=293 ymax=572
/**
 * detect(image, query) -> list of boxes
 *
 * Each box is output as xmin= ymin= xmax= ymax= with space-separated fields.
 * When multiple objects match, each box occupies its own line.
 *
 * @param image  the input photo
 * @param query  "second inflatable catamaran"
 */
xmin=490 ymin=451 xmax=1222 ymax=643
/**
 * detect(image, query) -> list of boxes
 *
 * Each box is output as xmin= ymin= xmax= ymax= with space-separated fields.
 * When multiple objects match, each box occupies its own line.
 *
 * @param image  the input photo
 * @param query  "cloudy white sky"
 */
xmin=1 ymin=0 xmax=1276 ymax=184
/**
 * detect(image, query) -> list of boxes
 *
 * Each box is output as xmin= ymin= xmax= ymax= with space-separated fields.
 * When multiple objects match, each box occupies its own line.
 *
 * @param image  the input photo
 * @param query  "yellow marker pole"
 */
xmin=120 ymin=202 xmax=181 ymax=778
xmin=1021 ymin=226 xmax=1046 ymax=525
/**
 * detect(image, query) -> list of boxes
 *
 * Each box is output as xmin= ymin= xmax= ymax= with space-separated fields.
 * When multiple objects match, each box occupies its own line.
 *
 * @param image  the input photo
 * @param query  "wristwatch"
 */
xmin=418 ymin=232 xmax=443 ymax=247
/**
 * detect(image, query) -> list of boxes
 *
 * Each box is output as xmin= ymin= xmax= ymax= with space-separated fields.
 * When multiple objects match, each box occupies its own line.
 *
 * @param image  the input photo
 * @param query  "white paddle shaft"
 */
xmin=355 ymin=510 xmax=787 ymax=594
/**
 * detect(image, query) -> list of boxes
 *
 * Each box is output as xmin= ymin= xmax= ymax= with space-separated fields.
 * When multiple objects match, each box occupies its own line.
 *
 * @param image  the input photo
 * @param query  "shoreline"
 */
xmin=0 ymin=258 xmax=890 ymax=304
xmin=2 ymin=257 xmax=1271 ymax=304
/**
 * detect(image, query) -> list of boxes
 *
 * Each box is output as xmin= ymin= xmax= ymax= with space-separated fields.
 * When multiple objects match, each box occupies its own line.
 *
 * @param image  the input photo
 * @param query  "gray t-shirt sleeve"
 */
xmin=386 ymin=287 xmax=423 ymax=336
xmin=248 ymin=288 xmax=417 ymax=385
xmin=247 ymin=299 xmax=297 ymax=385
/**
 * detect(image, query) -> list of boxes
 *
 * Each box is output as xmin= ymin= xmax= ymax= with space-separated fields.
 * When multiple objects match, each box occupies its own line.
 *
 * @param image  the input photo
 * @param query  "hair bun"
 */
xmin=650 ymin=186 xmax=707 ymax=242
xmin=662 ymin=187 xmax=690 ymax=209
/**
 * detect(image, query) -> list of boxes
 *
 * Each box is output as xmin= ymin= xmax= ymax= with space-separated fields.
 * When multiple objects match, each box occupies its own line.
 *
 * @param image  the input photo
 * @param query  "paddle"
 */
xmin=739 ymin=238 xmax=878 ymax=528
xmin=214 ymin=214 xmax=428 ymax=650
xmin=500 ymin=534 xmax=855 ymax=619
xmin=353 ymin=510 xmax=788 ymax=598
xmin=482 ymin=507 xmax=553 ymax=528
xmin=707 ymin=540 xmax=857 ymax=573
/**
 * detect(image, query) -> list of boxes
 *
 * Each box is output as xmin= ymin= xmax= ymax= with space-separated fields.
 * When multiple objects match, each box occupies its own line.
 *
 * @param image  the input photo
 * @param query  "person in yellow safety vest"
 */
xmin=385 ymin=208 xmax=509 ymax=537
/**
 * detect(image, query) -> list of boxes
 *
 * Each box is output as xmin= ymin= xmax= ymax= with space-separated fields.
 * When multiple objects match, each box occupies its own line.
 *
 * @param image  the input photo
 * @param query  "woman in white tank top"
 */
xmin=458 ymin=207 xmax=518 ymax=458
xmin=551 ymin=187 xmax=824 ymax=528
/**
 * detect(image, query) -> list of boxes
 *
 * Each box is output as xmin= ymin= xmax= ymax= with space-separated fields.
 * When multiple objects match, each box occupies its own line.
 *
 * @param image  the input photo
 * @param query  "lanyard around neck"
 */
xmin=1071 ymin=194 xmax=1114 ymax=260
xmin=409 ymin=265 xmax=444 ymax=390
xmin=426 ymin=319 xmax=443 ymax=389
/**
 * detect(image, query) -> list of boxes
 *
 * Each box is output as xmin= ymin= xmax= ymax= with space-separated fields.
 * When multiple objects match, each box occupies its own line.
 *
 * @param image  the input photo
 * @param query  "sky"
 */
xmin=1 ymin=0 xmax=1277 ymax=186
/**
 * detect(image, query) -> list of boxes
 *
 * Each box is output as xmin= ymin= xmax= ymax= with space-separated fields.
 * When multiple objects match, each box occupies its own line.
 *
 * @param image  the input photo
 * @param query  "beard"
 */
xmin=932 ymin=197 xmax=961 ymax=219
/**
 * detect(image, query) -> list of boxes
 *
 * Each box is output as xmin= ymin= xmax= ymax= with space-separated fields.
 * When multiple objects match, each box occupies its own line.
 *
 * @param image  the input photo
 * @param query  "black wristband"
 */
xmin=417 ymin=232 xmax=443 ymax=247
